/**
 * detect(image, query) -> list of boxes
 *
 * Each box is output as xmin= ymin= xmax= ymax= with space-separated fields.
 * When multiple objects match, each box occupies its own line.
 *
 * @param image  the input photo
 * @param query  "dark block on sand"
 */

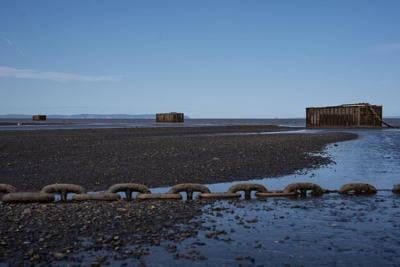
xmin=32 ymin=115 xmax=47 ymax=121
xmin=156 ymin=112 xmax=184 ymax=123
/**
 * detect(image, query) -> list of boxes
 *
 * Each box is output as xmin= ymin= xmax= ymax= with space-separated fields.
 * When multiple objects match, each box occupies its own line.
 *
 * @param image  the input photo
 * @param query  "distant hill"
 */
xmin=0 ymin=114 xmax=191 ymax=119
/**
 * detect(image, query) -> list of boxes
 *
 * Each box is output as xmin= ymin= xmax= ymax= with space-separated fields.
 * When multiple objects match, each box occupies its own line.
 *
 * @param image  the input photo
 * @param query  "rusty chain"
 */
xmin=0 ymin=182 xmax=399 ymax=204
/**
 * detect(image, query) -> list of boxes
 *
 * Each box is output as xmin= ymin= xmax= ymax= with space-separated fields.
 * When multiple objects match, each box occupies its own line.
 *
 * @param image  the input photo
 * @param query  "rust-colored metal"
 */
xmin=0 ymin=184 xmax=17 ymax=194
xmin=227 ymin=183 xmax=268 ymax=200
xmin=2 ymin=192 xmax=55 ymax=204
xmin=283 ymin=183 xmax=324 ymax=197
xmin=339 ymin=183 xmax=377 ymax=195
xmin=255 ymin=191 xmax=297 ymax=198
xmin=156 ymin=112 xmax=184 ymax=123
xmin=168 ymin=183 xmax=211 ymax=200
xmin=32 ymin=115 xmax=47 ymax=121
xmin=198 ymin=192 xmax=241 ymax=200
xmin=2 ymin=182 xmax=400 ymax=204
xmin=72 ymin=193 xmax=121 ymax=202
xmin=306 ymin=103 xmax=382 ymax=128
xmin=137 ymin=193 xmax=182 ymax=200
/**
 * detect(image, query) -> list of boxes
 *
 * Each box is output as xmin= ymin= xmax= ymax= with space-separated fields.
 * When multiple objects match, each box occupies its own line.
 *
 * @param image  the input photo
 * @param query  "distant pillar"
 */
xmin=156 ymin=112 xmax=184 ymax=123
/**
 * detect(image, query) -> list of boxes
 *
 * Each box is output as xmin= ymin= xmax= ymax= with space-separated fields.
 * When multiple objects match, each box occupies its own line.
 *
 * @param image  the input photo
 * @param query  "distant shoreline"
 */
xmin=0 ymin=118 xmax=307 ymax=130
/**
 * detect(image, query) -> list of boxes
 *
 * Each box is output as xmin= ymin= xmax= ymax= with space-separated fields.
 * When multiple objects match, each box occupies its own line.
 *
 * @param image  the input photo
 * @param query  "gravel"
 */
xmin=0 ymin=201 xmax=202 ymax=265
xmin=0 ymin=126 xmax=357 ymax=191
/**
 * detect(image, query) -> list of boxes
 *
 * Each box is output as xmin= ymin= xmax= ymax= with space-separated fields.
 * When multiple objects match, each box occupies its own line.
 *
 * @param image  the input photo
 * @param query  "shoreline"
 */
xmin=0 ymin=126 xmax=357 ymax=192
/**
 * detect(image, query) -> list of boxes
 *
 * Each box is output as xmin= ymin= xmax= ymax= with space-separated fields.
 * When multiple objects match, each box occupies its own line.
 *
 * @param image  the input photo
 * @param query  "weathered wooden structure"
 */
xmin=306 ymin=103 xmax=383 ymax=128
xmin=156 ymin=112 xmax=184 ymax=123
xmin=32 ymin=115 xmax=47 ymax=121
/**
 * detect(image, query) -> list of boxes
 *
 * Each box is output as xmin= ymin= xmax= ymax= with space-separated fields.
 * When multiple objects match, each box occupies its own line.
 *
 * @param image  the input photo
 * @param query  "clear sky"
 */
xmin=1 ymin=0 xmax=399 ymax=118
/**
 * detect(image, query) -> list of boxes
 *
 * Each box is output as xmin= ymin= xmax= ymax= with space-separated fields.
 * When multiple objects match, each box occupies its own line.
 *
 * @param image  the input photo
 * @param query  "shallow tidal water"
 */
xmin=75 ymin=129 xmax=400 ymax=266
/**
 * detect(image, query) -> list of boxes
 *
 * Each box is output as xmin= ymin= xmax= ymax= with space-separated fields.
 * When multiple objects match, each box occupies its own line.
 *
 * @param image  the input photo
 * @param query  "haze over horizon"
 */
xmin=1 ymin=1 xmax=400 ymax=118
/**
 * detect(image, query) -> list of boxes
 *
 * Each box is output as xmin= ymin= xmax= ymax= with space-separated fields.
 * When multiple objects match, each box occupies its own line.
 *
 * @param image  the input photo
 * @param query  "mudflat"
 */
xmin=0 ymin=126 xmax=357 ymax=191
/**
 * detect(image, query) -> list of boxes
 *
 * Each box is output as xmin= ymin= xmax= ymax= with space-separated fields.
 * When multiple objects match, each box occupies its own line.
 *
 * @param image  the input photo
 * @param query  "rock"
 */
xmin=22 ymin=208 xmax=32 ymax=216
xmin=53 ymin=252 xmax=66 ymax=260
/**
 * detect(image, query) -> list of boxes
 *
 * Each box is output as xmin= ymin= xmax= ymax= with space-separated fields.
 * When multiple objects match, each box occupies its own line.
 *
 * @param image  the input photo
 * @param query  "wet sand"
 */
xmin=0 ymin=126 xmax=356 ymax=191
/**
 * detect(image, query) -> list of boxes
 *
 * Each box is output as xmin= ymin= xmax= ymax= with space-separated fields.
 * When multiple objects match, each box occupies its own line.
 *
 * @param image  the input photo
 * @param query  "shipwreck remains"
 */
xmin=306 ymin=103 xmax=383 ymax=128
xmin=32 ymin=115 xmax=47 ymax=121
xmin=156 ymin=112 xmax=184 ymax=123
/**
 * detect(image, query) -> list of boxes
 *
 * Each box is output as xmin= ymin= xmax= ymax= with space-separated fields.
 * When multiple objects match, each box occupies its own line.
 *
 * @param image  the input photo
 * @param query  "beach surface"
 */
xmin=0 ymin=125 xmax=356 ymax=191
xmin=4 ymin=126 xmax=400 ymax=266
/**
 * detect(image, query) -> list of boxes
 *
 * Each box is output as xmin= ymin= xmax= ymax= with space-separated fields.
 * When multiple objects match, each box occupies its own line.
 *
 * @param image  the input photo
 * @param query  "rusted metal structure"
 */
xmin=32 ymin=115 xmax=47 ymax=121
xmin=306 ymin=103 xmax=383 ymax=128
xmin=156 ymin=112 xmax=184 ymax=123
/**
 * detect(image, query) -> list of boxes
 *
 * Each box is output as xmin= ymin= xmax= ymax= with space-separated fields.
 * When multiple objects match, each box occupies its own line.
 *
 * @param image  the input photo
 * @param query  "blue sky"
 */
xmin=1 ymin=0 xmax=399 ymax=118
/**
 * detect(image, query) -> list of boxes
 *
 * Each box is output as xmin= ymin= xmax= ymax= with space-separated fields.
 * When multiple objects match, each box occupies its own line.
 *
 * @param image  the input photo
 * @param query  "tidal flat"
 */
xmin=0 ymin=126 xmax=356 ymax=191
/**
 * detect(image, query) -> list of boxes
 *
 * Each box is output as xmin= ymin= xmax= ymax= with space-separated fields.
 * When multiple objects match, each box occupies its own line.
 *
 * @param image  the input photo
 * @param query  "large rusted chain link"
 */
xmin=339 ymin=183 xmax=377 ymax=195
xmin=227 ymin=183 xmax=268 ymax=200
xmin=283 ymin=183 xmax=324 ymax=197
xmin=40 ymin=184 xmax=86 ymax=201
xmin=168 ymin=183 xmax=211 ymax=200
xmin=0 ymin=184 xmax=17 ymax=194
xmin=106 ymin=183 xmax=150 ymax=201
xmin=41 ymin=184 xmax=86 ymax=201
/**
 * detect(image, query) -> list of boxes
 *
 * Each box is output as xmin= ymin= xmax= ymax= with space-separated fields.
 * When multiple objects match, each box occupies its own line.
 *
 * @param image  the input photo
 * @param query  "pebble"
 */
xmin=53 ymin=252 xmax=66 ymax=260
